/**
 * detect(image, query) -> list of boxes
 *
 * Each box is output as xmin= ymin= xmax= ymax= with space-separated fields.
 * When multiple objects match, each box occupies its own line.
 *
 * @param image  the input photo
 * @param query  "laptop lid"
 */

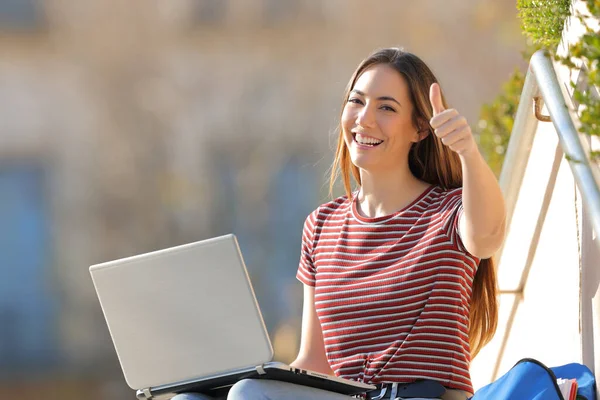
xmin=89 ymin=234 xmax=273 ymax=391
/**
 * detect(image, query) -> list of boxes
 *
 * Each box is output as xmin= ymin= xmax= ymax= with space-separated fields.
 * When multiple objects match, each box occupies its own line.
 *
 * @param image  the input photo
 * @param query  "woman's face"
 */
xmin=342 ymin=63 xmax=419 ymax=173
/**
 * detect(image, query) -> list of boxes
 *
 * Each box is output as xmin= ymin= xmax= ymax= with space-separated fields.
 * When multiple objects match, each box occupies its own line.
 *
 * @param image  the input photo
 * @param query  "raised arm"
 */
xmin=290 ymin=284 xmax=335 ymax=376
xmin=458 ymin=150 xmax=506 ymax=259
xmin=429 ymin=83 xmax=506 ymax=259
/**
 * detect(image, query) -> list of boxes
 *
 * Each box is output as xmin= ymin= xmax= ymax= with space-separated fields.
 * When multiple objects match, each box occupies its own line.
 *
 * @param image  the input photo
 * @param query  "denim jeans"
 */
xmin=170 ymin=378 xmax=351 ymax=399
xmin=169 ymin=379 xmax=471 ymax=400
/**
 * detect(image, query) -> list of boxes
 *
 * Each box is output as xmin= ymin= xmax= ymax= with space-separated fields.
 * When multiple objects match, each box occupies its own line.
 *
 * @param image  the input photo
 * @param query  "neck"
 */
xmin=357 ymin=164 xmax=430 ymax=218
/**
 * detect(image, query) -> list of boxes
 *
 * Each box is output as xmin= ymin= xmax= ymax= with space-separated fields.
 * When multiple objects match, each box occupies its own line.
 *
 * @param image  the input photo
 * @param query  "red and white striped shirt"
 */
xmin=296 ymin=185 xmax=478 ymax=394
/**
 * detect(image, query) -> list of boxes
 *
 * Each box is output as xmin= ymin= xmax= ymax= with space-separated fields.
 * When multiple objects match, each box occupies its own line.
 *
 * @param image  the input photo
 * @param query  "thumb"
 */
xmin=429 ymin=83 xmax=445 ymax=116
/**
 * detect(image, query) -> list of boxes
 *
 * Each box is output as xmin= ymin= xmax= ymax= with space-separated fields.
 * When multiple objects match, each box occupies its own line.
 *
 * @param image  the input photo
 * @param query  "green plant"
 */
xmin=477 ymin=0 xmax=572 ymax=175
xmin=517 ymin=0 xmax=571 ymax=49
xmin=557 ymin=0 xmax=600 ymax=161
xmin=477 ymin=69 xmax=526 ymax=176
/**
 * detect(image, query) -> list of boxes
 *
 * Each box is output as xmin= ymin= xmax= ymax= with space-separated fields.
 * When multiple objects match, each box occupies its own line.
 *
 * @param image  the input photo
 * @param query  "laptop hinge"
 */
xmin=138 ymin=388 xmax=152 ymax=399
xmin=256 ymin=365 xmax=266 ymax=375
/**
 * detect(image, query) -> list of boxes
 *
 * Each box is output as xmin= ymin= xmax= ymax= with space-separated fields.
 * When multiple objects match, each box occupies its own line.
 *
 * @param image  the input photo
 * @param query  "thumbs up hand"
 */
xmin=429 ymin=83 xmax=477 ymax=157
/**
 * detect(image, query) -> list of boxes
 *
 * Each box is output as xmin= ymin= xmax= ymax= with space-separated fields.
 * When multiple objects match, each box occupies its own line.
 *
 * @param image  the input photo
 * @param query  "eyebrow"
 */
xmin=351 ymin=89 xmax=402 ymax=107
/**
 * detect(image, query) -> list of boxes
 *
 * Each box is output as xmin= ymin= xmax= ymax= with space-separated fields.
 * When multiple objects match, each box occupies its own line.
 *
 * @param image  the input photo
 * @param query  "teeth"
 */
xmin=355 ymin=133 xmax=383 ymax=145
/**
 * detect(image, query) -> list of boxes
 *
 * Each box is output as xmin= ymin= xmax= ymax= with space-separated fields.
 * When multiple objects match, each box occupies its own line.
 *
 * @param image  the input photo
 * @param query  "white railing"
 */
xmin=500 ymin=50 xmax=600 ymax=242
xmin=492 ymin=49 xmax=600 ymax=379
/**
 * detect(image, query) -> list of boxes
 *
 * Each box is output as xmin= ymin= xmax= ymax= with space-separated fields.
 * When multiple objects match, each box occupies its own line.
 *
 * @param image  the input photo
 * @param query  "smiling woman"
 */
xmin=172 ymin=48 xmax=506 ymax=400
xmin=342 ymin=64 xmax=422 ymax=180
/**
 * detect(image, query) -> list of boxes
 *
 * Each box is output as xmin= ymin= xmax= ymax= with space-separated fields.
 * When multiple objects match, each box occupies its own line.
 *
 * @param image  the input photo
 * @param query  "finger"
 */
xmin=429 ymin=83 xmax=445 ymax=115
xmin=430 ymin=108 xmax=459 ymax=130
xmin=441 ymin=126 xmax=469 ymax=147
xmin=434 ymin=115 xmax=468 ymax=138
xmin=449 ymin=138 xmax=475 ymax=155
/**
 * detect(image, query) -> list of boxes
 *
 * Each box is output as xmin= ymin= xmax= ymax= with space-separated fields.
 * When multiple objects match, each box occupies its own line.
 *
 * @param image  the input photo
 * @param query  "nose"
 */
xmin=356 ymin=103 xmax=376 ymax=127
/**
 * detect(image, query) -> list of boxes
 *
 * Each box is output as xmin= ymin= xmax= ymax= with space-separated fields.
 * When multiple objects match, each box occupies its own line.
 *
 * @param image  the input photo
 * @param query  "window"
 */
xmin=0 ymin=0 xmax=44 ymax=31
xmin=192 ymin=0 xmax=228 ymax=25
xmin=262 ymin=0 xmax=298 ymax=25
xmin=265 ymin=156 xmax=318 ymax=319
xmin=0 ymin=162 xmax=57 ymax=375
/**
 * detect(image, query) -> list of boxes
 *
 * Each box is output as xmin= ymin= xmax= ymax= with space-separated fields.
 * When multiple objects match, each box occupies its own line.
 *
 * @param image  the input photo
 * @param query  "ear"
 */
xmin=412 ymin=121 xmax=431 ymax=143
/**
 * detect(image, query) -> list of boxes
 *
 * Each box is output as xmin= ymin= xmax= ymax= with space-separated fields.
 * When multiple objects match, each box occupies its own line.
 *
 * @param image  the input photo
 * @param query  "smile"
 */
xmin=353 ymin=132 xmax=383 ymax=148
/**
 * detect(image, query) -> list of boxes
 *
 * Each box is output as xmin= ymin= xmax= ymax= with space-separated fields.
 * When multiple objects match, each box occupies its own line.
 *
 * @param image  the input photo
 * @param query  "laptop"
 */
xmin=90 ymin=234 xmax=376 ymax=399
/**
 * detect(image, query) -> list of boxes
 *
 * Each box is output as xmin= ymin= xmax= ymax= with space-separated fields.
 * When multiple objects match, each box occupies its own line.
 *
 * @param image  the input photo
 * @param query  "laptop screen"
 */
xmin=90 ymin=234 xmax=273 ymax=390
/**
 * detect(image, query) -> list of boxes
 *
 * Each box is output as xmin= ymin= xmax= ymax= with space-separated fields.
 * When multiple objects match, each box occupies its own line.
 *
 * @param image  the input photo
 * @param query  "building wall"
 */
xmin=0 ymin=0 xmax=525 ymax=397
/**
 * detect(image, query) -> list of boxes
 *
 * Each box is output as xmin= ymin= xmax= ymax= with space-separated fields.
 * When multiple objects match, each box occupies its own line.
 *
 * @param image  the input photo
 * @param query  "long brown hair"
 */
xmin=329 ymin=48 xmax=498 ymax=359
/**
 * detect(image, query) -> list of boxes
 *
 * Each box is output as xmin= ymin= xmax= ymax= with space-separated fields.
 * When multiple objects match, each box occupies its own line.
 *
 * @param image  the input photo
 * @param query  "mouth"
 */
xmin=352 ymin=132 xmax=384 ymax=148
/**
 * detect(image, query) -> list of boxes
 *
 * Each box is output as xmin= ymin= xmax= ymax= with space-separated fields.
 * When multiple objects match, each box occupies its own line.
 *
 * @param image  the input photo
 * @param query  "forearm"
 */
xmin=460 ymin=148 xmax=506 ymax=241
xmin=292 ymin=284 xmax=335 ymax=376
xmin=290 ymin=355 xmax=335 ymax=376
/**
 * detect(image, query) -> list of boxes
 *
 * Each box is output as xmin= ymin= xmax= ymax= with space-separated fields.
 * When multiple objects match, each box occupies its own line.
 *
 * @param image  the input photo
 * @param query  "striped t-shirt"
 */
xmin=296 ymin=185 xmax=479 ymax=394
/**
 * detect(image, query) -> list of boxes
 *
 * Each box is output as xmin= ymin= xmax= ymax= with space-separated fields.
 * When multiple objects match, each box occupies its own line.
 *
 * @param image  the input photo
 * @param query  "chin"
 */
xmin=349 ymin=154 xmax=376 ymax=171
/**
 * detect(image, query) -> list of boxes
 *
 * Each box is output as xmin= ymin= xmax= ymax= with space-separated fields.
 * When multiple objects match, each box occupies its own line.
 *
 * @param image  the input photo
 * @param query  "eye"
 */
xmin=380 ymin=105 xmax=396 ymax=112
xmin=347 ymin=97 xmax=364 ymax=105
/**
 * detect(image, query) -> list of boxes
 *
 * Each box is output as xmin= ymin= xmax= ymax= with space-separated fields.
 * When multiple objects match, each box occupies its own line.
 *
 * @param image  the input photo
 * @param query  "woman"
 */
xmin=174 ymin=47 xmax=505 ymax=400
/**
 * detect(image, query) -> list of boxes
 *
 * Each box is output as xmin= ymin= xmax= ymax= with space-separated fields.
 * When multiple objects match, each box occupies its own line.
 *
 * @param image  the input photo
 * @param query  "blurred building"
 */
xmin=0 ymin=1 xmax=525 ymax=398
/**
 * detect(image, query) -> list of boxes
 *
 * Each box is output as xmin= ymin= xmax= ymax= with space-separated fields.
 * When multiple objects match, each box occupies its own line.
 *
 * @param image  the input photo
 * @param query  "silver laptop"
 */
xmin=89 ymin=234 xmax=375 ymax=399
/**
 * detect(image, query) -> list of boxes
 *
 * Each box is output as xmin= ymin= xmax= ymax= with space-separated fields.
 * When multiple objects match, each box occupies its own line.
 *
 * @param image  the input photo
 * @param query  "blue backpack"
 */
xmin=471 ymin=358 xmax=596 ymax=400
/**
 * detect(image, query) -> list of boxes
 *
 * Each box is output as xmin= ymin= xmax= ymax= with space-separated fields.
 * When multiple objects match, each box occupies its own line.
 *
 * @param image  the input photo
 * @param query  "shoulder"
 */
xmin=440 ymin=186 xmax=463 ymax=201
xmin=305 ymin=194 xmax=352 ymax=227
xmin=431 ymin=185 xmax=462 ymax=198
xmin=427 ymin=185 xmax=463 ymax=209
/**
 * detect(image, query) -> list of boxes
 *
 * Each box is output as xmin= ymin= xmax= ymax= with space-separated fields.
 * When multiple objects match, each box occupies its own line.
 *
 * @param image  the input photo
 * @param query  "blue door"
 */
xmin=0 ymin=163 xmax=56 ymax=374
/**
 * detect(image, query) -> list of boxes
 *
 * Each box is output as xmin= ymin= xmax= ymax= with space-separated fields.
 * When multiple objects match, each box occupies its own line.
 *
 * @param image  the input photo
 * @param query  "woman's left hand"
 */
xmin=428 ymin=83 xmax=478 ymax=157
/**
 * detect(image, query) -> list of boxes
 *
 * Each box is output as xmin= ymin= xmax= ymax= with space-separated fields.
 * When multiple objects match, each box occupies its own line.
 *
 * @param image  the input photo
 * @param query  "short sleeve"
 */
xmin=296 ymin=210 xmax=318 ymax=286
xmin=439 ymin=188 xmax=468 ymax=253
